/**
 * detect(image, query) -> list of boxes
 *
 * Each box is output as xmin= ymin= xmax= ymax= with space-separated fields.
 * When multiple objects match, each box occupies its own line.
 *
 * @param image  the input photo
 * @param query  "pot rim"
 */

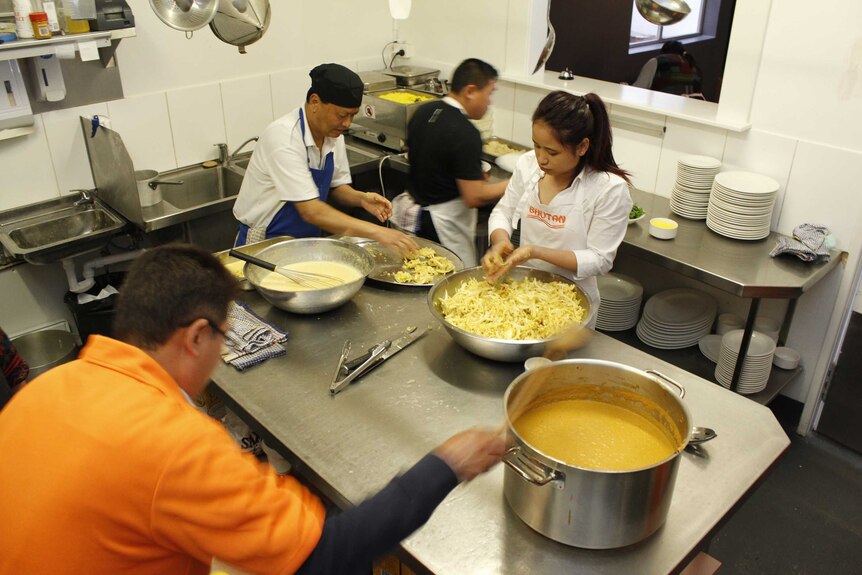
xmin=503 ymin=358 xmax=694 ymax=473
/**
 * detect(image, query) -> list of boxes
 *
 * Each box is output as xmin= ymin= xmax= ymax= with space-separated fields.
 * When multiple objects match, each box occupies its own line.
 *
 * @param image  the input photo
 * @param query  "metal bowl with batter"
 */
xmin=244 ymin=238 xmax=374 ymax=314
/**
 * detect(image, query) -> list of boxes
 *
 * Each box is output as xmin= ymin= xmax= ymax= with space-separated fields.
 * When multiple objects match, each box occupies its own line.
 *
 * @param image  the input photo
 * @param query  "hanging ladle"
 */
xmin=532 ymin=0 xmax=556 ymax=74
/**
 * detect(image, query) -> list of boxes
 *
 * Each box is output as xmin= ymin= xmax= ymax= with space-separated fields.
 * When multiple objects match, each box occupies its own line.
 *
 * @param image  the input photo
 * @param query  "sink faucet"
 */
xmin=70 ymin=188 xmax=97 ymax=206
xmin=227 ymin=137 xmax=259 ymax=164
xmin=215 ymin=143 xmax=229 ymax=164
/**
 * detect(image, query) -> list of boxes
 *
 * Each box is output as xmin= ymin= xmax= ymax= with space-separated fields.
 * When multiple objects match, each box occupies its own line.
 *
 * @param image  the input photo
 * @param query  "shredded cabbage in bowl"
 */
xmin=439 ymin=277 xmax=587 ymax=340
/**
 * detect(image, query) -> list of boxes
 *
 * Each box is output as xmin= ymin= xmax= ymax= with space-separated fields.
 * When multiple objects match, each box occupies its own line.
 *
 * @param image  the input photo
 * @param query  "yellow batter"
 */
xmin=376 ymin=91 xmax=435 ymax=104
xmin=224 ymin=260 xmax=245 ymax=280
xmin=514 ymin=399 xmax=677 ymax=471
xmin=259 ymin=261 xmax=362 ymax=292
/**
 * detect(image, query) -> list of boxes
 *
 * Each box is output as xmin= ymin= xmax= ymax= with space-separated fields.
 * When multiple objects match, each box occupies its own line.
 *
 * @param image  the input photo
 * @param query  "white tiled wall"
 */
xmin=42 ymin=103 xmax=109 ymax=195
xmin=107 ymin=92 xmax=177 ymax=173
xmin=166 ymin=84 xmax=227 ymax=168
xmin=220 ymin=76 xmax=274 ymax=153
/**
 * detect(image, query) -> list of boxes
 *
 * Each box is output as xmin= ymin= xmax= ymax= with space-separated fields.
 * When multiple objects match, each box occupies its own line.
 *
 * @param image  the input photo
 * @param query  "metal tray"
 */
xmin=214 ymin=236 xmax=293 ymax=291
xmin=482 ymin=136 xmax=530 ymax=162
xmin=337 ymin=235 xmax=464 ymax=287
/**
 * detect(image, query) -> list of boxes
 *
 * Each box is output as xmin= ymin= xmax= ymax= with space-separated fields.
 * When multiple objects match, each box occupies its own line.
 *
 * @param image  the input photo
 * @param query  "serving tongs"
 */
xmin=330 ymin=340 xmax=391 ymax=395
xmin=330 ymin=326 xmax=429 ymax=395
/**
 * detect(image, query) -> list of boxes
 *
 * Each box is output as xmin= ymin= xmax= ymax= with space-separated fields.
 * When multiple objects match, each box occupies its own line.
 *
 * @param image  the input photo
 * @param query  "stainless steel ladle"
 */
xmin=532 ymin=0 xmax=556 ymax=74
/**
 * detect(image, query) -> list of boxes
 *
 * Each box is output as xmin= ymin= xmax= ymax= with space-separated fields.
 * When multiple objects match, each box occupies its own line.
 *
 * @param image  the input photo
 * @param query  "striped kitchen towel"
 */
xmin=221 ymin=301 xmax=288 ymax=370
xmin=769 ymin=224 xmax=832 ymax=262
xmin=391 ymin=192 xmax=422 ymax=234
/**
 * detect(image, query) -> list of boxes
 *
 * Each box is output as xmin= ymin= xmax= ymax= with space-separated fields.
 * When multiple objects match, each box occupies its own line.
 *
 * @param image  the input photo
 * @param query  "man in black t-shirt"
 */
xmin=398 ymin=59 xmax=508 ymax=266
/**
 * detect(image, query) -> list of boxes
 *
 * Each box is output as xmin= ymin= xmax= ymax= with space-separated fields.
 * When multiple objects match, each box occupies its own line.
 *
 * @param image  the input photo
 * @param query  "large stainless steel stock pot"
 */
xmin=502 ymin=359 xmax=694 ymax=549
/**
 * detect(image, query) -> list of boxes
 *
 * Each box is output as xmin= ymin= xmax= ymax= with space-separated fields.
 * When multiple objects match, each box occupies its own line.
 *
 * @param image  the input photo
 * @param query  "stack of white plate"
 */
xmin=595 ymin=273 xmax=643 ymax=331
xmin=707 ymin=171 xmax=779 ymax=240
xmin=636 ymin=288 xmax=717 ymax=349
xmin=715 ymin=329 xmax=776 ymax=394
xmin=670 ymin=155 xmax=721 ymax=220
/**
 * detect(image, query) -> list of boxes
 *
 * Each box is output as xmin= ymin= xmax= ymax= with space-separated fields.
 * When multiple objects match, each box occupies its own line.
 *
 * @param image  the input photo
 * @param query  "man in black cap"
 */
xmin=233 ymin=63 xmax=417 ymax=253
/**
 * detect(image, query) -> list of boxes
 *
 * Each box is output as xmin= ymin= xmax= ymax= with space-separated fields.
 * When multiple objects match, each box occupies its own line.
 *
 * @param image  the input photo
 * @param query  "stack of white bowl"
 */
xmin=670 ymin=155 xmax=721 ymax=220
xmin=595 ymin=273 xmax=643 ymax=331
xmin=707 ymin=171 xmax=779 ymax=240
xmin=636 ymin=288 xmax=717 ymax=349
xmin=715 ymin=329 xmax=776 ymax=394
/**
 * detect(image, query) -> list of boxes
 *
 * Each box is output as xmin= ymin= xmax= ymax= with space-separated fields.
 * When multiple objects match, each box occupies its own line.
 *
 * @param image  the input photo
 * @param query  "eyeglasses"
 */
xmin=181 ymin=318 xmax=228 ymax=341
xmin=205 ymin=319 xmax=228 ymax=340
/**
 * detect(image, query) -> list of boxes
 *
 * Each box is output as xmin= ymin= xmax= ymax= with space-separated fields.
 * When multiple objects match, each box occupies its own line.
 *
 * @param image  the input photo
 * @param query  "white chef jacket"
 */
xmin=233 ymin=106 xmax=352 ymax=231
xmin=487 ymin=151 xmax=632 ymax=314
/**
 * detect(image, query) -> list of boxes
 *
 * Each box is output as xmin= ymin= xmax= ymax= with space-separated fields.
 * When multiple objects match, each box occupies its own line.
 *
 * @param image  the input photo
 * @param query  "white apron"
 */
xmin=517 ymin=183 xmax=599 ymax=328
xmin=426 ymin=198 xmax=478 ymax=267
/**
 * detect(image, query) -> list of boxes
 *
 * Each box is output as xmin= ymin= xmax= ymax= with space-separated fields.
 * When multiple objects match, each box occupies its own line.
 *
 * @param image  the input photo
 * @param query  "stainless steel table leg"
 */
xmin=731 ymin=298 xmax=760 ymax=393
xmin=778 ymin=298 xmax=797 ymax=347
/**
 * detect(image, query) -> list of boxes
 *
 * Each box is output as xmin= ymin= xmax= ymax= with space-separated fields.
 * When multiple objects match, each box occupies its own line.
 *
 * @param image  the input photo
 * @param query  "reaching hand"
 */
xmin=481 ymin=241 xmax=514 ymax=280
xmin=433 ymin=428 xmax=508 ymax=483
xmin=375 ymin=227 xmax=419 ymax=256
xmin=485 ymin=245 xmax=533 ymax=282
xmin=361 ymin=192 xmax=392 ymax=223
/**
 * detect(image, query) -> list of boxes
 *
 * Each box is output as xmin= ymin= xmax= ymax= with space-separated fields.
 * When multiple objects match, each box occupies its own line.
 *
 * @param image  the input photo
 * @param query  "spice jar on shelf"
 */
xmin=29 ymin=12 xmax=52 ymax=39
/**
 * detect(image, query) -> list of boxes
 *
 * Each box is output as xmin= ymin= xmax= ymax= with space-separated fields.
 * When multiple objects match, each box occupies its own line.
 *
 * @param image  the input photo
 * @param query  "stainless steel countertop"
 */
xmin=623 ymin=189 xmax=842 ymax=298
xmin=212 ymin=285 xmax=790 ymax=574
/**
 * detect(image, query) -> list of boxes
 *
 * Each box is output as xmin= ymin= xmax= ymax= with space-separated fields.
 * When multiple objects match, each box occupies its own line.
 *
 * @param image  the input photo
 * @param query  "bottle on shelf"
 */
xmin=13 ymin=0 xmax=35 ymax=40
xmin=61 ymin=0 xmax=91 ymax=34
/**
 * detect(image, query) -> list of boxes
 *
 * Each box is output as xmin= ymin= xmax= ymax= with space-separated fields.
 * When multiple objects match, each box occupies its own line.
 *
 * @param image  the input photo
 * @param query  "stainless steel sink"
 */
xmin=160 ymin=166 xmax=244 ymax=210
xmin=0 ymin=193 xmax=127 ymax=264
xmin=138 ymin=164 xmax=245 ymax=232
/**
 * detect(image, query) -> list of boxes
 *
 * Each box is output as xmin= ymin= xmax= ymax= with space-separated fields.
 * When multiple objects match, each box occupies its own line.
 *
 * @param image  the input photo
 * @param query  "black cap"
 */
xmin=308 ymin=63 xmax=364 ymax=108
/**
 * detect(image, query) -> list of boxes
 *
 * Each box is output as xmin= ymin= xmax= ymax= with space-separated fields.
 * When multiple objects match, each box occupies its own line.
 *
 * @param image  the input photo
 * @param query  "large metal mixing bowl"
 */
xmin=427 ymin=266 xmax=593 ymax=362
xmin=245 ymin=238 xmax=374 ymax=314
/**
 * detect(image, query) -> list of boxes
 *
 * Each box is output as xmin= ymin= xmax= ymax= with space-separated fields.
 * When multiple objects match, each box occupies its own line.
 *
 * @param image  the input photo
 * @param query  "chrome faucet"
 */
xmin=215 ymin=143 xmax=229 ymax=164
xmin=70 ymin=188 xmax=97 ymax=206
xmin=227 ymin=137 xmax=259 ymax=164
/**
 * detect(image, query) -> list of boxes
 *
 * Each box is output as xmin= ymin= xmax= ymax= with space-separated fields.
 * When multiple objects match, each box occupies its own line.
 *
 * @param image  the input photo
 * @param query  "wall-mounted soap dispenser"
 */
xmin=30 ymin=55 xmax=67 ymax=102
xmin=0 ymin=60 xmax=35 ymax=140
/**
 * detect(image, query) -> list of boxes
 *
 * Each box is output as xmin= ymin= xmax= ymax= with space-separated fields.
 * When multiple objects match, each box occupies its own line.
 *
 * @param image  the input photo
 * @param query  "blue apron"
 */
xmin=237 ymin=108 xmax=335 ymax=245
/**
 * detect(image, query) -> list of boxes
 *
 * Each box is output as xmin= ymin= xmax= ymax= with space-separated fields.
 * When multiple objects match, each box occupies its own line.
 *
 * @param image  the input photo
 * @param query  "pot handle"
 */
xmin=503 ymin=446 xmax=561 ymax=486
xmin=645 ymin=369 xmax=685 ymax=399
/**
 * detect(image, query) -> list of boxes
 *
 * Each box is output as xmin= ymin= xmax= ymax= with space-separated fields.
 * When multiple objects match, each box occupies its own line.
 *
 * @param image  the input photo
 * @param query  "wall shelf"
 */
xmin=0 ymin=28 xmax=135 ymax=66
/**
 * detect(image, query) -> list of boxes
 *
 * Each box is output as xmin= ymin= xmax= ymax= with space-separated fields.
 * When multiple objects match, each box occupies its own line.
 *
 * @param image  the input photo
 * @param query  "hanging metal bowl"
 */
xmin=634 ymin=0 xmax=691 ymax=26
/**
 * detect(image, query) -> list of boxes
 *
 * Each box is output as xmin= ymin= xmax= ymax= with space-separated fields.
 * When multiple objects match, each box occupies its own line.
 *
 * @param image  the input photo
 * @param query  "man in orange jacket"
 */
xmin=0 ymin=244 xmax=506 ymax=575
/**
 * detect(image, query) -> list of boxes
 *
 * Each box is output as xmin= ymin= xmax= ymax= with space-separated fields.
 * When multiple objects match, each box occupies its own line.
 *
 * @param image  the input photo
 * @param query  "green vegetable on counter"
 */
xmin=629 ymin=204 xmax=644 ymax=220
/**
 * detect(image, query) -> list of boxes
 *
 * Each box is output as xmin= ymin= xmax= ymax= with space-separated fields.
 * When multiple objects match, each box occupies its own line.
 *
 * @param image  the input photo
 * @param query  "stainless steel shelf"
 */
xmin=602 ymin=327 xmax=802 ymax=405
xmin=624 ymin=189 xmax=842 ymax=298
xmin=0 ymin=28 xmax=135 ymax=62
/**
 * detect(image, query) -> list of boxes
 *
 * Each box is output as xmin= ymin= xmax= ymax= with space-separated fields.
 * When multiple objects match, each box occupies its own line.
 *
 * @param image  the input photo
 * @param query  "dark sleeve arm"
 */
xmin=296 ymin=453 xmax=458 ymax=575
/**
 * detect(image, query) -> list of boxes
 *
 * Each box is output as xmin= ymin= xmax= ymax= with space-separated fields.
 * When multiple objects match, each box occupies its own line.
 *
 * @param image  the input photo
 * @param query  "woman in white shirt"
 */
xmin=481 ymin=91 xmax=633 ymax=324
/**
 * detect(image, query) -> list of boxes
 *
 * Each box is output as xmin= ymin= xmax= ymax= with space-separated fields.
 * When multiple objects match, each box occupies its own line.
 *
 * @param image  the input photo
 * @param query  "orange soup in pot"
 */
xmin=514 ymin=399 xmax=677 ymax=471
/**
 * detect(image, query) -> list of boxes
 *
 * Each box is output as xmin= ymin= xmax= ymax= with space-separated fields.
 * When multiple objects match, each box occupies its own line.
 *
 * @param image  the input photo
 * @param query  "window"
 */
xmin=630 ymin=0 xmax=707 ymax=48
